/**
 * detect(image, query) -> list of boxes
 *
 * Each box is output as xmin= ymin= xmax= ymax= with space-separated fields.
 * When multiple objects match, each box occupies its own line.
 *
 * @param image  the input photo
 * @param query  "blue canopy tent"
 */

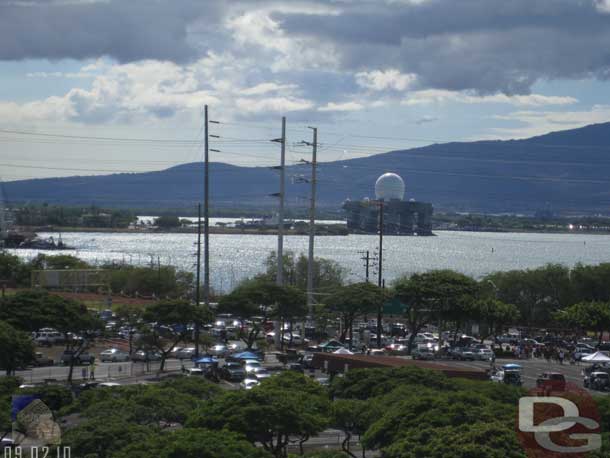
xmin=232 ymin=351 xmax=260 ymax=360
xmin=195 ymin=356 xmax=218 ymax=364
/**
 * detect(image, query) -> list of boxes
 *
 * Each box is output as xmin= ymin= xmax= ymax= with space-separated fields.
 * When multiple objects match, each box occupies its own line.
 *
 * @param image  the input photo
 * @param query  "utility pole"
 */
xmin=377 ymin=200 xmax=384 ymax=348
xmin=203 ymin=105 xmax=218 ymax=308
xmin=277 ymin=117 xmax=286 ymax=287
xmin=269 ymin=117 xmax=287 ymax=350
xmin=306 ymin=127 xmax=317 ymax=319
xmin=359 ymin=250 xmax=371 ymax=282
xmin=195 ymin=203 xmax=202 ymax=358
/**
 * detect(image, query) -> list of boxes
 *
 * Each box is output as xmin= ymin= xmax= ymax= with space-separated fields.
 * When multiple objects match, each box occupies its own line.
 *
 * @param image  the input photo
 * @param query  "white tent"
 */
xmin=333 ymin=347 xmax=354 ymax=355
xmin=582 ymin=351 xmax=610 ymax=362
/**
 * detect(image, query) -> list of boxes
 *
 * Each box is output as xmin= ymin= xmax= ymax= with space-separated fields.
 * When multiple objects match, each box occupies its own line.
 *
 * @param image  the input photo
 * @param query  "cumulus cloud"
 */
xmin=277 ymin=0 xmax=610 ymax=95
xmin=355 ymin=69 xmax=416 ymax=91
xmin=318 ymin=101 xmax=364 ymax=111
xmin=0 ymin=0 xmax=604 ymax=126
xmin=0 ymin=0 xmax=226 ymax=62
xmin=489 ymin=105 xmax=610 ymax=138
xmin=402 ymin=90 xmax=578 ymax=107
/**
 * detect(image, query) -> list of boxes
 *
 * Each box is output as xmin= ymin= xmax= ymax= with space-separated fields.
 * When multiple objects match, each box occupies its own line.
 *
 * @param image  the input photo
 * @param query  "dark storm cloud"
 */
xmin=0 ymin=0 xmax=226 ymax=63
xmin=277 ymin=0 xmax=610 ymax=95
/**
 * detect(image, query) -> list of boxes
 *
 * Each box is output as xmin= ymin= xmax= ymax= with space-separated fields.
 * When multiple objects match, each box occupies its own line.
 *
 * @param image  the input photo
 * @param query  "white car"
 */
xmin=174 ymin=347 xmax=196 ymax=359
xmin=208 ymin=344 xmax=230 ymax=357
xmin=250 ymin=367 xmax=272 ymax=380
xmin=100 ymin=348 xmax=130 ymax=362
xmin=475 ymin=348 xmax=494 ymax=361
xmin=188 ymin=368 xmax=205 ymax=377
xmin=244 ymin=361 xmax=262 ymax=373
xmin=282 ymin=334 xmax=309 ymax=345
xmin=240 ymin=378 xmax=260 ymax=390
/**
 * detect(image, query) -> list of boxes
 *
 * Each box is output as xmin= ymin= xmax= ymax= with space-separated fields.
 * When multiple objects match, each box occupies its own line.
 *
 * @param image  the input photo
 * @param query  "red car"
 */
xmin=536 ymin=372 xmax=566 ymax=394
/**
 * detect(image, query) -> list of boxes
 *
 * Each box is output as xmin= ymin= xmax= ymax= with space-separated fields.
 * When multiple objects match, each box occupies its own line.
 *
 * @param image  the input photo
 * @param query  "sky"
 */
xmin=2 ymin=0 xmax=610 ymax=181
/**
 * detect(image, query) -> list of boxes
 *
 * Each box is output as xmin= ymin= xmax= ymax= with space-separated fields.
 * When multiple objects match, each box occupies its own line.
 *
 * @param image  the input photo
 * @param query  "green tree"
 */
xmin=555 ymin=302 xmax=610 ymax=345
xmin=107 ymin=265 xmax=193 ymax=298
xmin=140 ymin=300 xmax=210 ymax=371
xmin=52 ymin=298 xmax=102 ymax=383
xmin=379 ymin=422 xmax=525 ymax=458
xmin=114 ymin=303 xmax=143 ymax=355
xmin=113 ymin=428 xmax=272 ymax=458
xmin=62 ymin=417 xmax=153 ymax=458
xmin=486 ymin=264 xmax=572 ymax=328
xmin=571 ymin=263 xmax=610 ymax=303
xmin=157 ymin=375 xmax=220 ymax=400
xmin=332 ymin=399 xmax=374 ymax=458
xmin=154 ymin=215 xmax=181 ymax=228
xmin=0 ymin=289 xmax=66 ymax=332
xmin=219 ymin=279 xmax=305 ymax=349
xmin=261 ymin=251 xmax=345 ymax=291
xmin=0 ymin=320 xmax=35 ymax=375
xmin=0 ymin=252 xmax=31 ymax=286
xmin=394 ymin=271 xmax=478 ymax=353
xmin=30 ymin=254 xmax=90 ymax=270
xmin=466 ymin=298 xmax=520 ymax=342
xmin=326 ymin=283 xmax=386 ymax=349
xmin=187 ymin=372 xmax=330 ymax=458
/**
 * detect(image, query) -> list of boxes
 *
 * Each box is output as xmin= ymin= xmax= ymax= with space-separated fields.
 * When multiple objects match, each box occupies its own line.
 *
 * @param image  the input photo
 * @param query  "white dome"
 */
xmin=375 ymin=173 xmax=405 ymax=201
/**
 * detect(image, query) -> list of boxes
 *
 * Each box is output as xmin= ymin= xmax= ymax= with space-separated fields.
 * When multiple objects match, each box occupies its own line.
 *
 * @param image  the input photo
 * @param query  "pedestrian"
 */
xmin=90 ymin=362 xmax=96 ymax=380
xmin=559 ymin=350 xmax=565 ymax=365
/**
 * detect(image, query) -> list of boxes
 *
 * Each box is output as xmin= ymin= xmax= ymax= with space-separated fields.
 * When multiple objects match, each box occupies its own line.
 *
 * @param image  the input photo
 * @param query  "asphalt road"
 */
xmin=8 ymin=358 xmax=196 ymax=384
xmin=447 ymin=357 xmax=605 ymax=394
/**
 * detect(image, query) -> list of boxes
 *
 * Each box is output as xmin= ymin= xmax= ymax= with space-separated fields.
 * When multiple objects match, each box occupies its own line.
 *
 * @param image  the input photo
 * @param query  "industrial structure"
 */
xmin=343 ymin=172 xmax=433 ymax=235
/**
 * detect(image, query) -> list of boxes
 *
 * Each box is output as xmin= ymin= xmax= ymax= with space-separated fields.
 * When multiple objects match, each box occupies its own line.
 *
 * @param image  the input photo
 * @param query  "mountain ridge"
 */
xmin=4 ymin=122 xmax=610 ymax=214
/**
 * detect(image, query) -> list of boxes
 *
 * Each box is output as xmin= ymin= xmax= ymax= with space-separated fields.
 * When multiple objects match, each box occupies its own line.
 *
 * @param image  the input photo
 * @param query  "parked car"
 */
xmin=174 ymin=347 xmax=196 ymax=359
xmin=584 ymin=371 xmax=610 ymax=391
xmin=187 ymin=368 xmax=205 ymax=377
xmin=413 ymin=346 xmax=435 ymax=360
xmin=35 ymin=329 xmax=63 ymax=346
xmin=220 ymin=362 xmax=247 ymax=382
xmin=474 ymin=348 xmax=494 ymax=361
xmin=244 ymin=360 xmax=263 ymax=373
xmin=536 ymin=372 xmax=567 ymax=393
xmin=61 ymin=350 xmax=94 ymax=365
xmin=208 ymin=344 xmax=230 ymax=357
xmin=100 ymin=348 xmax=130 ymax=363
xmin=385 ymin=343 xmax=409 ymax=355
xmin=451 ymin=347 xmax=476 ymax=361
xmin=32 ymin=352 xmax=54 ymax=367
xmin=574 ymin=344 xmax=595 ymax=361
xmin=283 ymin=334 xmax=309 ymax=346
xmin=250 ymin=367 xmax=272 ymax=380
xmin=300 ymin=353 xmax=315 ymax=370
xmin=131 ymin=350 xmax=162 ymax=362
xmin=240 ymin=378 xmax=260 ymax=390
xmin=287 ymin=363 xmax=304 ymax=373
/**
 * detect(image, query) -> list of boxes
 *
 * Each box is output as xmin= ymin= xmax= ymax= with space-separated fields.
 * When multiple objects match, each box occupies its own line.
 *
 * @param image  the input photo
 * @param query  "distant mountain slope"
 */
xmin=5 ymin=122 xmax=610 ymax=214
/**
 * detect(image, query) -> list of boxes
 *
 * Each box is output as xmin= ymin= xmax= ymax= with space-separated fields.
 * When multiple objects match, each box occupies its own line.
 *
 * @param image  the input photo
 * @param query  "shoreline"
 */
xmin=15 ymin=225 xmax=610 ymax=237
